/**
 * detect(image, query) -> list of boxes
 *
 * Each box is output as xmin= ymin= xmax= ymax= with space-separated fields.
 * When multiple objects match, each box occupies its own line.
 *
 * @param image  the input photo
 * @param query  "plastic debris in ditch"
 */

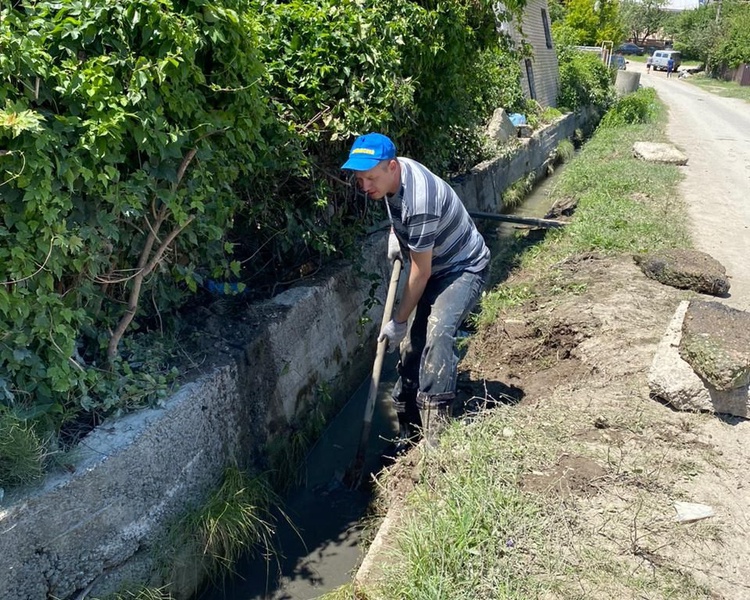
xmin=205 ymin=279 xmax=247 ymax=296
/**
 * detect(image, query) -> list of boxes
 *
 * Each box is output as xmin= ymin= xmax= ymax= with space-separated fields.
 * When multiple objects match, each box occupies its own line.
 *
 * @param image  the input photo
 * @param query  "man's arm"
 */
xmin=394 ymin=248 xmax=432 ymax=324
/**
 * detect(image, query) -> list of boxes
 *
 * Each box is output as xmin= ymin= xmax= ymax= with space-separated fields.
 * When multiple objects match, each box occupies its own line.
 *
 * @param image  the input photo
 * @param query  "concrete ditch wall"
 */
xmin=0 ymin=107 xmax=600 ymax=600
xmin=451 ymin=107 xmax=600 ymax=215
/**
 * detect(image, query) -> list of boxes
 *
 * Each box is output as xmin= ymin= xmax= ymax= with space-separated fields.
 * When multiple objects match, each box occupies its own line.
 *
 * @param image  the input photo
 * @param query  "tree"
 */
xmin=714 ymin=2 xmax=750 ymax=67
xmin=556 ymin=0 xmax=625 ymax=46
xmin=663 ymin=3 xmax=720 ymax=64
xmin=620 ymin=0 xmax=668 ymax=45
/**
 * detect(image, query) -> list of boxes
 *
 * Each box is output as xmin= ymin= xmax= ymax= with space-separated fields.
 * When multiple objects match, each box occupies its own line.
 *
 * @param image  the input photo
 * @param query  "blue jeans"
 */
xmin=392 ymin=266 xmax=488 ymax=416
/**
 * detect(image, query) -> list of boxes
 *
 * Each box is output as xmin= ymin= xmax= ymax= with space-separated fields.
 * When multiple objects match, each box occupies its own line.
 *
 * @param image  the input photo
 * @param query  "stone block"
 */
xmin=486 ymin=108 xmax=517 ymax=144
xmin=680 ymin=300 xmax=750 ymax=391
xmin=634 ymin=249 xmax=730 ymax=296
xmin=632 ymin=142 xmax=688 ymax=165
xmin=648 ymin=301 xmax=750 ymax=417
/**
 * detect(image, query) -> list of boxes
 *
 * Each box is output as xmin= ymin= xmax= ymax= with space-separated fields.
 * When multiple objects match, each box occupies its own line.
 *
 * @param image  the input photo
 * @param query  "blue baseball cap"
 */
xmin=341 ymin=133 xmax=396 ymax=171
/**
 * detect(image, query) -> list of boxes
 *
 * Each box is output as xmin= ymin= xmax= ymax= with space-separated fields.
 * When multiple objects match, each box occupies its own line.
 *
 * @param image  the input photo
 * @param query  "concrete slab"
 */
xmin=648 ymin=301 xmax=750 ymax=417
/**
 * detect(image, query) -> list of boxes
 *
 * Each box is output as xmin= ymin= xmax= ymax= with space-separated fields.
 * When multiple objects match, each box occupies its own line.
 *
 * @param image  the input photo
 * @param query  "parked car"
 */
xmin=613 ymin=54 xmax=627 ymax=70
xmin=617 ymin=42 xmax=644 ymax=56
xmin=650 ymin=50 xmax=682 ymax=71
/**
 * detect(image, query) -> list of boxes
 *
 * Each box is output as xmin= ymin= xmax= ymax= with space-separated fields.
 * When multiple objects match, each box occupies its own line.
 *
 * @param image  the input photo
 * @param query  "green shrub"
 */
xmin=1 ymin=0 xmax=529 ymax=469
xmin=1 ymin=0 xmax=267 ymax=424
xmin=600 ymin=88 xmax=659 ymax=128
xmin=556 ymin=47 xmax=615 ymax=111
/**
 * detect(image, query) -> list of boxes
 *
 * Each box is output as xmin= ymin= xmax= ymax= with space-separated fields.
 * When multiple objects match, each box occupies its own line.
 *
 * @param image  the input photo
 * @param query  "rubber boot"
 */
xmin=392 ymin=411 xmax=421 ymax=456
xmin=419 ymin=402 xmax=451 ymax=449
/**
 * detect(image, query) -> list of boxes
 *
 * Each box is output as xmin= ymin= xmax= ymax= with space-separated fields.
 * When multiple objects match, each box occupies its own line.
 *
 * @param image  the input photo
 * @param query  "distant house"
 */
xmin=504 ymin=0 xmax=560 ymax=107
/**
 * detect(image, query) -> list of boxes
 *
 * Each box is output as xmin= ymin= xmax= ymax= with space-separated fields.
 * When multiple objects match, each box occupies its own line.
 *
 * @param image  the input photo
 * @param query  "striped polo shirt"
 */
xmin=386 ymin=157 xmax=490 ymax=276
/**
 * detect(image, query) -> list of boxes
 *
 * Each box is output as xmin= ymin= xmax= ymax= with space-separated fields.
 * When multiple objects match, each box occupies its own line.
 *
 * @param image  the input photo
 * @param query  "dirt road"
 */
xmin=635 ymin=62 xmax=750 ymax=310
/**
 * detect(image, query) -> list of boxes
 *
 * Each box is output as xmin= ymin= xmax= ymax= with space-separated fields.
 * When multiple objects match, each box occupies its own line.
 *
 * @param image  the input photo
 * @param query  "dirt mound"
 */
xmin=459 ymin=254 xmax=750 ymax=598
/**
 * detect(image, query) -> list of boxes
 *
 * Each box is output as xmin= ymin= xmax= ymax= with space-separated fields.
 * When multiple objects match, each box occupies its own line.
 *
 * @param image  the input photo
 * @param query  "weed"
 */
xmin=92 ymin=586 xmax=174 ymax=600
xmin=600 ymin=88 xmax=660 ymax=128
xmin=474 ymin=284 xmax=534 ymax=328
xmin=501 ymin=172 xmax=537 ymax=210
xmin=542 ymin=106 xmax=563 ymax=122
xmin=0 ymin=409 xmax=46 ymax=488
xmin=553 ymin=138 xmax=576 ymax=163
xmin=164 ymin=466 xmax=281 ymax=585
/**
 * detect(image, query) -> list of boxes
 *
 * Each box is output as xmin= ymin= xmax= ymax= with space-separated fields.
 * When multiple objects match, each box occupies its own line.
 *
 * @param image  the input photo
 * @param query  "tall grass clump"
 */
xmin=501 ymin=172 xmax=537 ymax=210
xmin=600 ymin=88 xmax=660 ymax=128
xmin=554 ymin=138 xmax=576 ymax=163
xmin=165 ymin=467 xmax=280 ymax=584
xmin=92 ymin=587 xmax=173 ymax=600
xmin=0 ymin=410 xmax=46 ymax=487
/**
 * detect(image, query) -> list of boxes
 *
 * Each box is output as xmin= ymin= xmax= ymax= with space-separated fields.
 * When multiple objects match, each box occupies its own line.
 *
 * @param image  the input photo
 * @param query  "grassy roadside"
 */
xmin=684 ymin=74 xmax=750 ymax=103
xmin=479 ymin=89 xmax=689 ymax=326
xmin=341 ymin=89 xmax=709 ymax=600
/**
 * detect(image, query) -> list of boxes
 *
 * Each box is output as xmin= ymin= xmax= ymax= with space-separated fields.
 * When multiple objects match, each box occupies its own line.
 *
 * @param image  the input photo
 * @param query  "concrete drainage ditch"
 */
xmin=0 ymin=107 xmax=600 ymax=600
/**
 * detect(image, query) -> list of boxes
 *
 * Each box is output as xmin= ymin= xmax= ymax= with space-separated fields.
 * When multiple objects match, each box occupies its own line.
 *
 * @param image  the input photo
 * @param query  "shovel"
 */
xmin=346 ymin=257 xmax=403 ymax=489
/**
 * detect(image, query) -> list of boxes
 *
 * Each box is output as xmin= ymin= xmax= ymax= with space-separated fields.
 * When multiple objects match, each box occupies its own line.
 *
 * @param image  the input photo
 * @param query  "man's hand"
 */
xmin=378 ymin=318 xmax=407 ymax=352
xmin=387 ymin=231 xmax=402 ymax=263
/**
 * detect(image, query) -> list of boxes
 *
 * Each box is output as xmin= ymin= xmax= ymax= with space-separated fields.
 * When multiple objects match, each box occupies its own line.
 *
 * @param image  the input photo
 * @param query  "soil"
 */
xmin=458 ymin=255 xmax=750 ymax=598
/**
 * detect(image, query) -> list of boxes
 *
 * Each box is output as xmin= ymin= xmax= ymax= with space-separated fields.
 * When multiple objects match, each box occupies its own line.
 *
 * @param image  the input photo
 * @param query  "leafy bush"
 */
xmin=0 ymin=0 xmax=529 ymax=476
xmin=556 ymin=46 xmax=615 ymax=111
xmin=1 ymin=0 xmax=267 ymax=430
xmin=600 ymin=88 xmax=659 ymax=128
xmin=666 ymin=1 xmax=750 ymax=70
xmin=242 ymin=0 xmax=528 ymax=266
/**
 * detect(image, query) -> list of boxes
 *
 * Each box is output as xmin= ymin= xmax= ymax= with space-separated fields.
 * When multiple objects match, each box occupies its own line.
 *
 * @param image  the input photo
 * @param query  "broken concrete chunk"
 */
xmin=680 ymin=301 xmax=750 ymax=391
xmin=517 ymin=124 xmax=533 ymax=138
xmin=648 ymin=301 xmax=750 ymax=417
xmin=486 ymin=108 xmax=517 ymax=144
xmin=632 ymin=142 xmax=688 ymax=165
xmin=633 ymin=249 xmax=730 ymax=296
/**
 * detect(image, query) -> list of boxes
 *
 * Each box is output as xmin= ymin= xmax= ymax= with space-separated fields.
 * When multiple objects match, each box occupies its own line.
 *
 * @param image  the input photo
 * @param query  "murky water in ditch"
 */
xmin=197 ymin=165 xmax=568 ymax=600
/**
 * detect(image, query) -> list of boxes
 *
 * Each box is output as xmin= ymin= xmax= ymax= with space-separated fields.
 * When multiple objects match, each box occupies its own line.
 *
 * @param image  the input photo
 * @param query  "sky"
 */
xmin=665 ymin=0 xmax=701 ymax=10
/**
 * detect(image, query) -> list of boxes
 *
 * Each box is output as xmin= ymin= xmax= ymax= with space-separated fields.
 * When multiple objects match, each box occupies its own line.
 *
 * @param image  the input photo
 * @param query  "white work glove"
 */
xmin=387 ymin=230 xmax=402 ymax=263
xmin=378 ymin=318 xmax=407 ymax=352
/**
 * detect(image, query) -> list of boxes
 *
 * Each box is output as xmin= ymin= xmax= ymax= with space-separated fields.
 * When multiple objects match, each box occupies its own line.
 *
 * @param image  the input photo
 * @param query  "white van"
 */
xmin=650 ymin=50 xmax=681 ymax=72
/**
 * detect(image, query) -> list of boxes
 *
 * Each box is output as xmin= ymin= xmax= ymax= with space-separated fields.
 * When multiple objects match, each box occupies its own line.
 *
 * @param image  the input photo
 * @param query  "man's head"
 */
xmin=342 ymin=133 xmax=401 ymax=200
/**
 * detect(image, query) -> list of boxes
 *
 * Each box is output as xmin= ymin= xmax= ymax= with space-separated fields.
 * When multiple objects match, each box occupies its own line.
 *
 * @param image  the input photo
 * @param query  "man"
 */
xmin=667 ymin=57 xmax=674 ymax=78
xmin=342 ymin=133 xmax=490 ymax=448
xmin=646 ymin=56 xmax=652 ymax=74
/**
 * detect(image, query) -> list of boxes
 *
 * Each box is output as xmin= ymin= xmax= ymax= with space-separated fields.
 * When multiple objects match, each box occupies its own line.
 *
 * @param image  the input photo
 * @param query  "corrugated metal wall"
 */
xmin=511 ymin=0 xmax=560 ymax=107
